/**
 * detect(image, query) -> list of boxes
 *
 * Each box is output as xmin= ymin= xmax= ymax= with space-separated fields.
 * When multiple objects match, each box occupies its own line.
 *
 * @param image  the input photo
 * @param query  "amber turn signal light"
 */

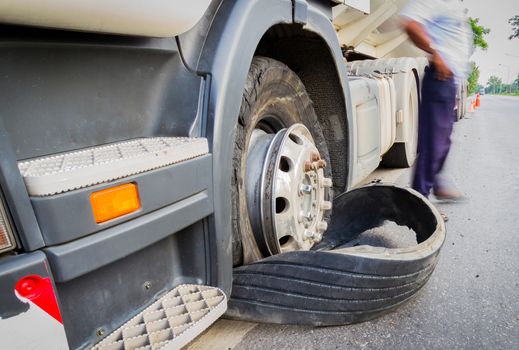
xmin=90 ymin=183 xmax=141 ymax=223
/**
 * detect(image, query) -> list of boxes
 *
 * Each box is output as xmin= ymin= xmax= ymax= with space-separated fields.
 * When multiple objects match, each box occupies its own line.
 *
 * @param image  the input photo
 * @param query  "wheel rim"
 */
xmin=246 ymin=123 xmax=332 ymax=256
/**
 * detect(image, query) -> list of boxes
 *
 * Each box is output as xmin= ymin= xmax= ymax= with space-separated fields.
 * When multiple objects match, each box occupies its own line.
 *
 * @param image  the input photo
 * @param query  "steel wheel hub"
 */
xmin=246 ymin=123 xmax=332 ymax=256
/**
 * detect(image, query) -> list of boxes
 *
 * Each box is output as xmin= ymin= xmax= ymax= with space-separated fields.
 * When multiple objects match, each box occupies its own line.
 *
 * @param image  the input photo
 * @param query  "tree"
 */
xmin=466 ymin=19 xmax=490 ymax=93
xmin=470 ymin=17 xmax=490 ymax=50
xmin=487 ymin=76 xmax=503 ymax=94
xmin=512 ymin=74 xmax=519 ymax=93
xmin=509 ymin=15 xmax=519 ymax=40
xmin=467 ymin=62 xmax=480 ymax=94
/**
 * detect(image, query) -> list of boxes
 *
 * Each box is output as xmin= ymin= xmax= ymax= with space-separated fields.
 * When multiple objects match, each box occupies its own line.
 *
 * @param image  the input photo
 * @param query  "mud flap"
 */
xmin=226 ymin=184 xmax=445 ymax=325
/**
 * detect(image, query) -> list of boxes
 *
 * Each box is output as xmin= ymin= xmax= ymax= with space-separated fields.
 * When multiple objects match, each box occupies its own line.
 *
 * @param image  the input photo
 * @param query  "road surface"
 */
xmin=189 ymin=95 xmax=519 ymax=350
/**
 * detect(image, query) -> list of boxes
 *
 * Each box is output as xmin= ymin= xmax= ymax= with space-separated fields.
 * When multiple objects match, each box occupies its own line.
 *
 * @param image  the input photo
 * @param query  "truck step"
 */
xmin=92 ymin=284 xmax=227 ymax=350
xmin=18 ymin=137 xmax=209 ymax=196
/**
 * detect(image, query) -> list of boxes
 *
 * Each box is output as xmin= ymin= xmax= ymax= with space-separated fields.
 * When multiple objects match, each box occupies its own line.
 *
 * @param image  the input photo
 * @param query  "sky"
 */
xmin=463 ymin=0 xmax=519 ymax=86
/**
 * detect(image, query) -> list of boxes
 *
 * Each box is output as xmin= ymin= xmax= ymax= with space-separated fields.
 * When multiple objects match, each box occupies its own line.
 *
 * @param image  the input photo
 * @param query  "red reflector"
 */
xmin=15 ymin=275 xmax=63 ymax=323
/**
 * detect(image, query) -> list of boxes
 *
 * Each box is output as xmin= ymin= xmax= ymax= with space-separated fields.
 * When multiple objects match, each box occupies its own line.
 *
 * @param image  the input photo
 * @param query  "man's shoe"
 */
xmin=433 ymin=188 xmax=466 ymax=202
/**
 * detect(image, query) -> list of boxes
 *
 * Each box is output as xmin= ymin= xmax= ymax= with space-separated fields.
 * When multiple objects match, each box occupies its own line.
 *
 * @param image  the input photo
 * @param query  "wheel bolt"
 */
xmin=304 ymin=230 xmax=323 ymax=243
xmin=321 ymin=201 xmax=332 ymax=210
xmin=300 ymin=184 xmax=313 ymax=194
xmin=304 ymin=161 xmax=313 ymax=172
xmin=304 ymin=230 xmax=315 ymax=239
xmin=322 ymin=177 xmax=333 ymax=188
xmin=317 ymin=160 xmax=327 ymax=169
xmin=317 ymin=221 xmax=328 ymax=232
xmin=311 ymin=152 xmax=321 ymax=161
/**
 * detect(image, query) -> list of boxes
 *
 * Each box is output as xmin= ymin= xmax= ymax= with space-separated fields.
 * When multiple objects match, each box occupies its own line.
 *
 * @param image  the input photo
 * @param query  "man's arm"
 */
xmin=402 ymin=19 xmax=453 ymax=80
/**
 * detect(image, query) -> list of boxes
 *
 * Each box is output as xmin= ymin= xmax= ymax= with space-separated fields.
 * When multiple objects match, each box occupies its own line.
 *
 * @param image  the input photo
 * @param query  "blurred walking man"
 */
xmin=401 ymin=0 xmax=473 ymax=208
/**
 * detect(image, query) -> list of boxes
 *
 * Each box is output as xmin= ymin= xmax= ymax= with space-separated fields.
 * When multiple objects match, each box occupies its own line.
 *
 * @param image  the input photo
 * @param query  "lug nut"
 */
xmin=313 ymin=232 xmax=323 ymax=243
xmin=317 ymin=160 xmax=327 ymax=169
xmin=317 ymin=221 xmax=328 ymax=232
xmin=322 ymin=177 xmax=333 ymax=188
xmin=305 ymin=230 xmax=323 ymax=242
xmin=321 ymin=201 xmax=332 ymax=210
xmin=300 ymin=184 xmax=313 ymax=194
xmin=304 ymin=161 xmax=313 ymax=172
xmin=304 ymin=230 xmax=313 ymax=240
xmin=311 ymin=152 xmax=321 ymax=161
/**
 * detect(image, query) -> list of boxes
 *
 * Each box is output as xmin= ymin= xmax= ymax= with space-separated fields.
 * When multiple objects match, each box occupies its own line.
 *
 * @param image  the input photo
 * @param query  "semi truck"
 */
xmin=0 ymin=1 xmax=447 ymax=349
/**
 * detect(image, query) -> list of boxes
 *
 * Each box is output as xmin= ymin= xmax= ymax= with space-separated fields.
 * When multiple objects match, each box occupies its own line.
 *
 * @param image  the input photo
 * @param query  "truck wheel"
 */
xmin=382 ymin=71 xmax=419 ymax=168
xmin=232 ymin=57 xmax=333 ymax=266
xmin=226 ymin=185 xmax=446 ymax=325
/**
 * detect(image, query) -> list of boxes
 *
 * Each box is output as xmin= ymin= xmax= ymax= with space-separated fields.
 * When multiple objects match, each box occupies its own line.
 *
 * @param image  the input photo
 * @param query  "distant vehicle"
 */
xmin=479 ymin=88 xmax=486 ymax=95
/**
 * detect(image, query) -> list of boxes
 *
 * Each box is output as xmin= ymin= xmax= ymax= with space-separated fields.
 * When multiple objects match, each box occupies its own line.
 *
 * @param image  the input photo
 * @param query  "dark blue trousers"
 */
xmin=412 ymin=65 xmax=457 ymax=197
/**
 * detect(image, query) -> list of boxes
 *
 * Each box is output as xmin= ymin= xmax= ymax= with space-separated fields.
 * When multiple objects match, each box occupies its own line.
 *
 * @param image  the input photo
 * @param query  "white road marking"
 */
xmin=186 ymin=319 xmax=258 ymax=350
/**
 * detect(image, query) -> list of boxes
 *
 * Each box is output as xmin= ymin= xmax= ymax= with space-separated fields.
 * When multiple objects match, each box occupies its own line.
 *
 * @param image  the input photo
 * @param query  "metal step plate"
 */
xmin=92 ymin=284 xmax=227 ymax=350
xmin=18 ymin=137 xmax=209 ymax=196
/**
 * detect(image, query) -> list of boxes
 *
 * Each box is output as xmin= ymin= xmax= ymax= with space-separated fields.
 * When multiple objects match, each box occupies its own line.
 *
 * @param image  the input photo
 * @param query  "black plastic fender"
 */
xmin=226 ymin=184 xmax=445 ymax=325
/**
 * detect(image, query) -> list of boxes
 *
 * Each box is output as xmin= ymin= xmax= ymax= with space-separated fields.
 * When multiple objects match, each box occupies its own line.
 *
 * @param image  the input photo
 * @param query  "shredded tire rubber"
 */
xmin=226 ymin=184 xmax=445 ymax=325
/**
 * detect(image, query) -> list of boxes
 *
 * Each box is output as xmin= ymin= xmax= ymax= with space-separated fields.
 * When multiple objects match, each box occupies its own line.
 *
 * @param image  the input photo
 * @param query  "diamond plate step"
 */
xmin=92 ymin=284 xmax=227 ymax=350
xmin=18 ymin=137 xmax=209 ymax=196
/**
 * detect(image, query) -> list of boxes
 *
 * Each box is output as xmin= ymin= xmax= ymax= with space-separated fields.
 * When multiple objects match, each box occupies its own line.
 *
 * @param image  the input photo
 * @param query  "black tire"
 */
xmin=382 ymin=72 xmax=419 ymax=168
xmin=231 ymin=56 xmax=331 ymax=266
xmin=226 ymin=185 xmax=445 ymax=325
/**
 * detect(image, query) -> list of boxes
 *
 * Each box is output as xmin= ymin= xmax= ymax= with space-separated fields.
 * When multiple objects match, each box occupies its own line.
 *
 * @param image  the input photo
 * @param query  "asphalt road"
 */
xmin=190 ymin=95 xmax=519 ymax=350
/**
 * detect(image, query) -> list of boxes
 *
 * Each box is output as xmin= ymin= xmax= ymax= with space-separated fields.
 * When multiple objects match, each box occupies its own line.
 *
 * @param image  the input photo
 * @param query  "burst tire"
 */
xmin=226 ymin=185 xmax=445 ymax=325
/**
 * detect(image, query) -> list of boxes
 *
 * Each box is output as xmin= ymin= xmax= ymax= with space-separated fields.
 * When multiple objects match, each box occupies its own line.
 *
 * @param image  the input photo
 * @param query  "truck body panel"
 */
xmin=0 ymin=0 xmax=212 ymax=38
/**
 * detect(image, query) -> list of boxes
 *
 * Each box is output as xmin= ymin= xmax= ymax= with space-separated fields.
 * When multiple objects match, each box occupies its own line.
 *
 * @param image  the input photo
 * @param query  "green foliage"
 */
xmin=509 ymin=74 xmax=519 ymax=94
xmin=486 ymin=76 xmax=503 ymax=94
xmin=489 ymin=74 xmax=519 ymax=95
xmin=509 ymin=15 xmax=519 ymax=40
xmin=470 ymin=18 xmax=490 ymax=50
xmin=464 ymin=20 xmax=490 ymax=92
xmin=467 ymin=62 xmax=480 ymax=94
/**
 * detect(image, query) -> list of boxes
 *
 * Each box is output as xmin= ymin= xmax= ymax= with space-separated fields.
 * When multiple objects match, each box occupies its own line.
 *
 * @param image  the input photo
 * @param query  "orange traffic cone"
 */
xmin=475 ymin=93 xmax=481 ymax=108
xmin=468 ymin=99 xmax=474 ymax=113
